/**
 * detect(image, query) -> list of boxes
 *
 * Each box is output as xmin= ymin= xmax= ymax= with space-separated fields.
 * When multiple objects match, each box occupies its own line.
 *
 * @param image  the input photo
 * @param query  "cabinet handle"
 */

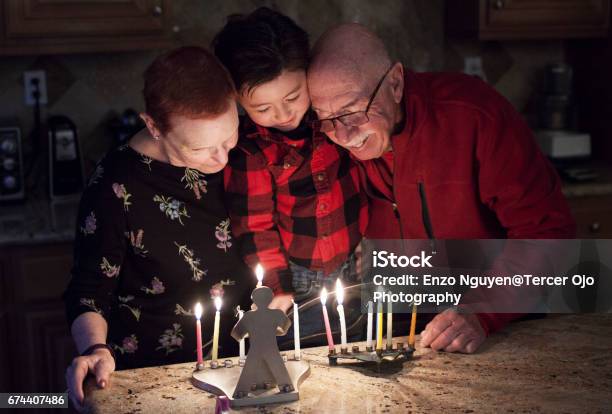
xmin=153 ymin=5 xmax=163 ymax=16
xmin=589 ymin=222 xmax=601 ymax=233
xmin=493 ymin=0 xmax=505 ymax=9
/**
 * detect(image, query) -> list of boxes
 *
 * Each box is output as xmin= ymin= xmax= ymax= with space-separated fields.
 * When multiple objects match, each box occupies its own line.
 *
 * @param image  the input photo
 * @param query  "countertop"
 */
xmin=0 ymin=198 xmax=78 ymax=246
xmin=84 ymin=314 xmax=612 ymax=414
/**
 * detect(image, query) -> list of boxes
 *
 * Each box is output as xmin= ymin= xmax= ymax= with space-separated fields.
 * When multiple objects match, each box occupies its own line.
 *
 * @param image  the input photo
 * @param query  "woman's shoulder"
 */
xmin=86 ymin=144 xmax=136 ymax=186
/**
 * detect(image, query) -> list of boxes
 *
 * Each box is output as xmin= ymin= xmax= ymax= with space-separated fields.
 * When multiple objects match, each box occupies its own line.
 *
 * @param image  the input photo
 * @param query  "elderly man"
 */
xmin=308 ymin=24 xmax=575 ymax=353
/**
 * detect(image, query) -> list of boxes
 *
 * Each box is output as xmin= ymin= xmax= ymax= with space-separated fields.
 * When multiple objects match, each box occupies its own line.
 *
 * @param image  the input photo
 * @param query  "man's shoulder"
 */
xmin=411 ymin=71 xmax=510 ymax=121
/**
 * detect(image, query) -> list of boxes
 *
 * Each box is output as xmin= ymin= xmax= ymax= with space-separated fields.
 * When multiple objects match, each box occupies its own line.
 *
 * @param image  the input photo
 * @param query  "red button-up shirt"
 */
xmin=224 ymin=117 xmax=368 ymax=294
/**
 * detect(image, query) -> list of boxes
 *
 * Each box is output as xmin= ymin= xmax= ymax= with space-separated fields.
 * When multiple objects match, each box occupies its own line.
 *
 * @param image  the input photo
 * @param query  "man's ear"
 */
xmin=388 ymin=62 xmax=404 ymax=104
xmin=140 ymin=113 xmax=161 ymax=139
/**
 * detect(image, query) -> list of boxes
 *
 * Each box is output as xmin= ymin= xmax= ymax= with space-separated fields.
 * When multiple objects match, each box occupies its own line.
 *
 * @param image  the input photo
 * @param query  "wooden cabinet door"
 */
xmin=0 ymin=252 xmax=12 ymax=391
xmin=485 ymin=0 xmax=609 ymax=28
xmin=447 ymin=0 xmax=610 ymax=39
xmin=9 ymin=304 xmax=77 ymax=393
xmin=5 ymin=0 xmax=167 ymax=38
xmin=0 ymin=0 xmax=175 ymax=55
xmin=7 ymin=243 xmax=77 ymax=393
xmin=567 ymin=195 xmax=612 ymax=238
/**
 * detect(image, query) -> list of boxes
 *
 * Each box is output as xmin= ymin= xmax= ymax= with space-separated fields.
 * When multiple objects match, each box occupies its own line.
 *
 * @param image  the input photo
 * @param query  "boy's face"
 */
xmin=239 ymin=69 xmax=310 ymax=132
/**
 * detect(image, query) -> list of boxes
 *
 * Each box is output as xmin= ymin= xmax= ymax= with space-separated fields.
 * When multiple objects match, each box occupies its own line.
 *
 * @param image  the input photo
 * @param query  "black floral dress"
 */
xmin=64 ymin=144 xmax=253 ymax=369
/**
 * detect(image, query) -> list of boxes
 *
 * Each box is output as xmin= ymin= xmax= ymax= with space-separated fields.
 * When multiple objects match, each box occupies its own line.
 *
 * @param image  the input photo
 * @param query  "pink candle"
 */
xmin=195 ymin=303 xmax=203 ymax=366
xmin=320 ymin=288 xmax=335 ymax=351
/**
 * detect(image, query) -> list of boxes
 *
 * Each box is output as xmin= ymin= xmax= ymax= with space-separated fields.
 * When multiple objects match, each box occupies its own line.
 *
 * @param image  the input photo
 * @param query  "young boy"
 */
xmin=214 ymin=7 xmax=367 ymax=344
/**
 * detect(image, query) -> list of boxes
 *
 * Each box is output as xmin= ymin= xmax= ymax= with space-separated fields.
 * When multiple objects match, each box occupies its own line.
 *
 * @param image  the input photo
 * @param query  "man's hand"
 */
xmin=66 ymin=348 xmax=115 ymax=412
xmin=268 ymin=293 xmax=294 ymax=313
xmin=420 ymin=308 xmax=486 ymax=353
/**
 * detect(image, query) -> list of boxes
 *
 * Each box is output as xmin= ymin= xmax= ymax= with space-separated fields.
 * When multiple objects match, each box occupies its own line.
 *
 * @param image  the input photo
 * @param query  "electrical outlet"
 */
xmin=23 ymin=70 xmax=48 ymax=106
xmin=463 ymin=57 xmax=487 ymax=82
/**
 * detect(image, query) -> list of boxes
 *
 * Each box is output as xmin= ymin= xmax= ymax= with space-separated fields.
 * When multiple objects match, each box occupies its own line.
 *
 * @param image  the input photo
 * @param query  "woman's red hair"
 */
xmin=143 ymin=46 xmax=236 ymax=134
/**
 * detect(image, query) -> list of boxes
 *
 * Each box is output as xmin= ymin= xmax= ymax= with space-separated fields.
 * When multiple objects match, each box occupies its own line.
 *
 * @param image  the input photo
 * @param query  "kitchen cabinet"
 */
xmin=0 ymin=252 xmax=11 ymax=392
xmin=567 ymin=195 xmax=612 ymax=238
xmin=446 ymin=0 xmax=610 ymax=40
xmin=3 ymin=242 xmax=76 ymax=396
xmin=0 ymin=0 xmax=176 ymax=56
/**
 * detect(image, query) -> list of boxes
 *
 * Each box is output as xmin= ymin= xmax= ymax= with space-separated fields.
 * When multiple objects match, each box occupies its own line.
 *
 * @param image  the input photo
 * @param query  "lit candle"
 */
xmin=195 ymin=302 xmax=203 ymax=367
xmin=320 ymin=288 xmax=335 ymax=352
xmin=366 ymin=301 xmax=373 ymax=350
xmin=408 ymin=303 xmax=417 ymax=348
xmin=335 ymin=279 xmax=347 ymax=350
xmin=237 ymin=306 xmax=245 ymax=362
xmin=386 ymin=300 xmax=393 ymax=349
xmin=293 ymin=299 xmax=301 ymax=360
xmin=255 ymin=263 xmax=264 ymax=287
xmin=212 ymin=296 xmax=222 ymax=362
xmin=376 ymin=301 xmax=383 ymax=350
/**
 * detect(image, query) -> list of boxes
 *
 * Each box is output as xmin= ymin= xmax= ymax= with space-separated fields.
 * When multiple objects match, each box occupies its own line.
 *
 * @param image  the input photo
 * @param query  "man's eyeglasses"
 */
xmin=313 ymin=65 xmax=393 ymax=133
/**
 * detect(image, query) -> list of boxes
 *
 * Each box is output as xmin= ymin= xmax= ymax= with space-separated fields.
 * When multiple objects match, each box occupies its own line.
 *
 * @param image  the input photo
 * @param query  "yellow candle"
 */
xmin=408 ymin=303 xmax=417 ymax=348
xmin=376 ymin=301 xmax=383 ymax=350
xmin=212 ymin=296 xmax=222 ymax=361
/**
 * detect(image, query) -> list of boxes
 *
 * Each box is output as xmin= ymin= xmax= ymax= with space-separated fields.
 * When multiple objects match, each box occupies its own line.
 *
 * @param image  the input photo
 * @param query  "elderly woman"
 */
xmin=63 ymin=47 xmax=252 ymax=410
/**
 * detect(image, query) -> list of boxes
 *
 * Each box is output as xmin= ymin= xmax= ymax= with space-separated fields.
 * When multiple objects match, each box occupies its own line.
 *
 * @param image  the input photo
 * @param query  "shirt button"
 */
xmin=319 ymin=203 xmax=327 ymax=211
xmin=316 ymin=173 xmax=325 ymax=181
xmin=283 ymin=162 xmax=292 ymax=169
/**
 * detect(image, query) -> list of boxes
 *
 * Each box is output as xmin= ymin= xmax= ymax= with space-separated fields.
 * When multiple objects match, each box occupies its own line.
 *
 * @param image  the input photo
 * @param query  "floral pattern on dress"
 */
xmin=156 ymin=323 xmax=184 ymax=355
xmin=79 ymin=298 xmax=102 ymax=314
xmin=112 ymin=335 xmax=138 ymax=355
xmin=209 ymin=279 xmax=235 ymax=298
xmin=88 ymin=164 xmax=104 ymax=187
xmin=174 ymin=242 xmax=207 ymax=281
xmin=181 ymin=168 xmax=208 ymax=200
xmin=141 ymin=276 xmax=165 ymax=295
xmin=80 ymin=212 xmax=97 ymax=235
xmin=140 ymin=154 xmax=153 ymax=171
xmin=118 ymin=295 xmax=141 ymax=321
xmin=112 ymin=183 xmax=132 ymax=211
xmin=125 ymin=229 xmax=148 ymax=257
xmin=174 ymin=304 xmax=194 ymax=317
xmin=100 ymin=257 xmax=120 ymax=278
xmin=215 ymin=219 xmax=232 ymax=251
xmin=154 ymin=195 xmax=189 ymax=225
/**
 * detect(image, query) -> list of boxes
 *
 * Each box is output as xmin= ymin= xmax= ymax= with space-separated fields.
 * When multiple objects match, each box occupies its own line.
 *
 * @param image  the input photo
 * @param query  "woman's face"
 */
xmin=239 ymin=69 xmax=311 ymax=131
xmin=162 ymin=103 xmax=239 ymax=173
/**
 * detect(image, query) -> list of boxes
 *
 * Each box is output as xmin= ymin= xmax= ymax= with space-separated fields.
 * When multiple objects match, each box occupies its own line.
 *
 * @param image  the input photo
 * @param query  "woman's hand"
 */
xmin=65 ymin=348 xmax=115 ymax=412
xmin=268 ymin=293 xmax=294 ymax=313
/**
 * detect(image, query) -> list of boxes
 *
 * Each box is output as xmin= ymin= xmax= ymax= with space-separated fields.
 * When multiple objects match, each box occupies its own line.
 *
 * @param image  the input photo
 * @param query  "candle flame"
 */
xmin=194 ymin=302 xmax=203 ymax=320
xmin=255 ymin=263 xmax=264 ymax=284
xmin=214 ymin=296 xmax=222 ymax=311
xmin=335 ymin=278 xmax=344 ymax=305
xmin=320 ymin=287 xmax=328 ymax=305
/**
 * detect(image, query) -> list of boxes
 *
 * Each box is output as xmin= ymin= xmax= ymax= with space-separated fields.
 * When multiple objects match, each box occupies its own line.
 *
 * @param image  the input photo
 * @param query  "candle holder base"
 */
xmin=327 ymin=345 xmax=414 ymax=366
xmin=192 ymin=358 xmax=310 ymax=407
xmin=195 ymin=362 xmax=205 ymax=371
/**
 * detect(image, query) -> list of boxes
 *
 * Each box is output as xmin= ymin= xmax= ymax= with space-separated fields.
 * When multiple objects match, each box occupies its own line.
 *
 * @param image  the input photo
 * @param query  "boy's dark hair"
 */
xmin=212 ymin=7 xmax=309 ymax=95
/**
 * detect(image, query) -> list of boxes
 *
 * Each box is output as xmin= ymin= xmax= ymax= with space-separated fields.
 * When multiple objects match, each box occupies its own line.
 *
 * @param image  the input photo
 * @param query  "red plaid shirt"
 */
xmin=224 ymin=117 xmax=368 ymax=294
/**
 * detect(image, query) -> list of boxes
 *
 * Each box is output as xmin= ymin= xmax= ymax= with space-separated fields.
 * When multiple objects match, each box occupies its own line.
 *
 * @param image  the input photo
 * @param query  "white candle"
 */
xmin=255 ymin=263 xmax=264 ymax=287
xmin=212 ymin=296 xmax=222 ymax=362
xmin=386 ymin=300 xmax=393 ymax=348
xmin=335 ymin=279 xmax=347 ymax=349
xmin=293 ymin=299 xmax=300 ymax=360
xmin=237 ymin=306 xmax=245 ymax=362
xmin=194 ymin=303 xmax=203 ymax=366
xmin=376 ymin=301 xmax=383 ymax=350
xmin=320 ymin=288 xmax=335 ymax=352
xmin=366 ymin=301 xmax=373 ymax=349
